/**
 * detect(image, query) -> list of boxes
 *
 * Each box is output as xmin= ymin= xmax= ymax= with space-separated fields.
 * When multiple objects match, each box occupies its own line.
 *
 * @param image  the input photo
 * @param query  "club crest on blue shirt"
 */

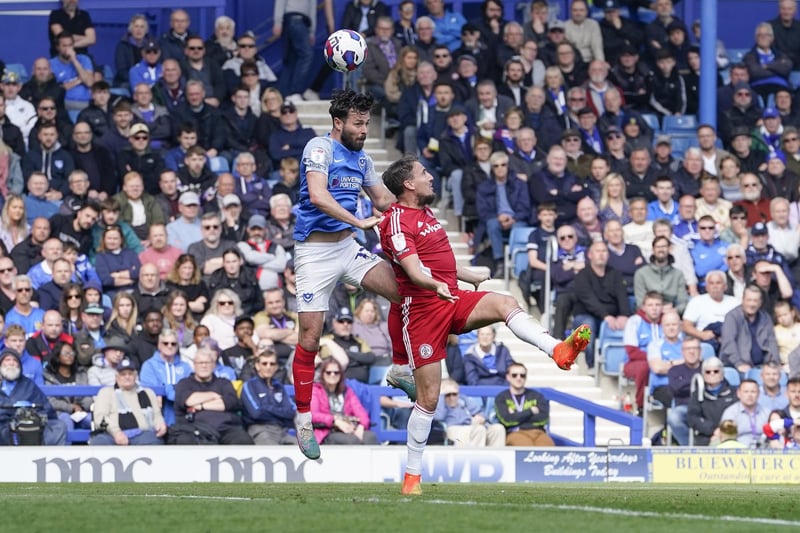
xmin=302 ymin=292 xmax=314 ymax=303
xmin=358 ymin=156 xmax=367 ymax=171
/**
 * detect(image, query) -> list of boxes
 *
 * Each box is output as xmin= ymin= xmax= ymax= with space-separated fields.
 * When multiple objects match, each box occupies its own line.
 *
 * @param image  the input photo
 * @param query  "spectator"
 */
xmin=139 ymin=328 xmax=193 ymax=426
xmin=166 ymin=190 xmax=203 ymax=252
xmin=58 ymin=283 xmax=85 ymax=336
xmin=188 ymin=211 xmax=236 ymax=279
xmin=131 ymin=84 xmax=171 ymax=151
xmin=463 ymin=326 xmax=515 ymax=386
xmin=696 ymin=177 xmax=733 ymax=230
xmin=719 ymin=83 xmax=762 ymax=147
xmin=58 ymin=169 xmax=92 ymax=216
xmin=91 ymin=357 xmax=166 ymax=446
xmin=87 ymin=336 xmax=127 ymax=387
xmin=776 ymin=299 xmax=800 ymax=374
xmin=252 ymin=287 xmax=298 ymax=370
xmin=634 ymin=236 xmax=689 ymax=313
xmin=719 ymin=379 xmax=771 ymax=447
xmin=23 ymin=122 xmax=74 ymax=196
xmin=746 ymin=223 xmax=794 ymax=286
xmin=600 ymin=2 xmax=643 ymax=65
xmin=648 ymin=49 xmax=686 ymax=118
xmin=435 ymin=378 xmax=505 ymax=447
xmin=200 ymin=289 xmax=240 ymax=351
xmin=171 ymin=346 xmax=253 ymax=444
xmin=666 ymin=336 xmax=703 ymax=446
xmin=95 ymin=225 xmax=140 ymax=296
xmin=173 ymin=81 xmax=225 ymax=158
xmin=423 ymin=0 xmax=466 ymax=52
xmin=104 ymin=292 xmax=138 ymax=345
xmin=221 ymin=32 xmax=276 ymax=88
xmin=3 ymin=324 xmax=43 ymax=385
xmin=734 ymin=173 xmax=771 ymax=226
xmin=207 ymin=248 xmax=260 ymax=315
xmin=682 ymin=271 xmax=739 ymax=350
xmin=2 ymin=71 xmax=37 ymax=144
xmin=28 ymin=237 xmax=63 ymax=290
xmin=531 ymin=145 xmax=585 ymax=225
xmin=90 ymin=196 xmax=142 ymax=261
xmin=25 ymin=309 xmax=73 ymax=364
xmin=131 ymin=262 xmax=169 ymax=315
xmin=241 ymin=348 xmax=296 ymax=445
xmin=522 ymin=203 xmax=557 ymax=311
xmin=604 ymin=218 xmax=645 ymax=303
xmin=758 ymin=360 xmax=789 ymax=412
xmin=645 ymin=0 xmax=687 ymax=61
xmin=646 ymin=176 xmax=679 ymax=224
xmin=466 ymin=80 xmax=515 ymax=140
xmin=37 ymin=258 xmax=73 ymax=312
xmin=73 ymin=302 xmax=107 ymax=368
xmin=750 ymin=259 xmax=794 ymax=319
xmin=129 ymin=309 xmax=163 ymax=367
xmin=221 ymin=87 xmax=258 ymax=156
xmin=721 ymin=284 xmax=780 ymax=374
xmin=115 ymin=14 xmax=152 ymax=87
xmin=114 ymin=171 xmax=165 ymax=241
xmin=139 ymin=224 xmax=182 ymax=281
xmin=623 ymin=291 xmax=664 ymax=412
xmin=572 ymin=240 xmax=630 ymax=369
xmin=770 ymin=0 xmax=800 ymax=68
xmin=50 ymin=32 xmax=94 ymax=111
xmin=550 ymin=224 xmax=586 ymax=338
xmin=715 ymin=419 xmax=748 ymax=448
xmin=0 ymin=349 xmax=67 ymax=445
xmin=622 ymin=148 xmax=658 ymax=202
xmin=151 ymin=59 xmax=185 ymax=112
xmin=564 ymin=0 xmax=603 ymax=63
xmin=623 ymin=197 xmax=654 ymax=261
xmin=43 ymin=341 xmax=93 ymax=435
xmin=687 ymin=356 xmax=738 ymax=446
xmin=264 ymin=193 xmax=296 ymax=256
xmin=352 ymin=299 xmax=391 ymax=383
xmin=744 ymin=22 xmax=792 ymax=102
xmin=0 ymin=194 xmax=29 ymax=253
xmin=494 ymin=362 xmax=555 ymax=446
xmin=598 ymin=173 xmax=631 ymax=225
xmin=70 ymin=121 xmax=116 ymax=197
xmin=219 ymin=194 xmax=246 ymax=243
xmin=161 ymin=290 xmax=197 ymax=351
xmin=362 ymin=17 xmax=402 ymax=106
xmin=76 ymin=81 xmax=112 ymax=138
xmin=690 ymin=215 xmax=729 ymax=290
xmin=319 ymin=307 xmax=376 ymax=385
xmin=309 ymin=357 xmax=377 ymax=445
xmin=5 ymin=275 xmax=44 ymax=336
xmin=394 ymin=0 xmax=418 ymax=47
xmin=0 ymin=256 xmax=17 ymax=315
xmin=154 ymin=170 xmax=181 ymax=222
xmin=651 ymin=135 xmax=681 ymax=177
xmin=165 ymin=254 xmax=210 ymax=320
xmin=518 ymin=39 xmax=546 ymax=89
xmin=556 ymin=43 xmax=588 ymax=90
xmin=205 ymin=15 xmax=237 ymax=67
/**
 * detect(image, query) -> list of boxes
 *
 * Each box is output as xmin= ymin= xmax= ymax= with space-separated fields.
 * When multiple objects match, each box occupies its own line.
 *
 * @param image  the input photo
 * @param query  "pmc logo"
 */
xmin=34 ymin=457 xmax=153 ymax=482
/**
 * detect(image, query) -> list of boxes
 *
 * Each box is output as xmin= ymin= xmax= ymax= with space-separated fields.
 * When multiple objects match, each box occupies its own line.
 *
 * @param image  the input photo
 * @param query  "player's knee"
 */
xmin=499 ymin=295 xmax=520 ymax=315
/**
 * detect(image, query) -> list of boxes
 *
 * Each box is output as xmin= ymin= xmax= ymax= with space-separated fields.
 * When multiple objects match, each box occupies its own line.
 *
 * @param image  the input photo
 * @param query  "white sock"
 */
xmin=295 ymin=411 xmax=311 ymax=425
xmin=391 ymin=363 xmax=412 ymax=376
xmin=406 ymin=403 xmax=434 ymax=475
xmin=505 ymin=307 xmax=559 ymax=356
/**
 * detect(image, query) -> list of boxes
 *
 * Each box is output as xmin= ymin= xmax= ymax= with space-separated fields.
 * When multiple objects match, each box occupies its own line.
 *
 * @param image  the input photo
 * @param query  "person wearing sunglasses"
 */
xmin=687 ymin=356 xmax=738 ymax=446
xmin=495 ymin=362 xmax=555 ymax=447
xmin=241 ymin=348 xmax=296 ymax=445
xmin=139 ymin=328 xmax=193 ymax=426
xmin=5 ymin=275 xmax=44 ymax=337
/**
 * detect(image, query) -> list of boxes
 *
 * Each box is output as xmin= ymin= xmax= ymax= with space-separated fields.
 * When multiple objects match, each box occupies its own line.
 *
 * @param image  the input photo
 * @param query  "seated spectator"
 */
xmin=646 ymin=176 xmax=679 ymax=225
xmin=319 ymin=307 xmax=376 ymax=385
xmin=687 ymin=356 xmax=738 ymax=446
xmin=166 ymin=190 xmax=203 ymax=252
xmin=24 ymin=174 xmax=62 ymax=225
xmin=494 ymin=362 xmax=554 ymax=446
xmin=696 ymin=177 xmax=733 ymax=230
xmin=746 ymin=222 xmax=794 ymax=286
xmin=550 ymin=224 xmax=586 ymax=338
xmin=646 ymin=310 xmax=685 ymax=404
xmin=88 ymin=336 xmax=127 ymax=387
xmin=22 ymin=121 xmax=74 ymax=196
xmin=720 ymin=206 xmax=750 ymax=251
xmin=241 ymin=348 xmax=296 ymax=445
xmin=0 ymin=194 xmax=29 ymax=253
xmin=435 ymin=378 xmax=505 ymax=447
xmin=352 ymin=299 xmax=392 ymax=384
xmin=219 ymin=194 xmax=246 ymax=243
xmin=176 ymin=146 xmax=216 ymax=196
xmin=104 ymin=292 xmax=138 ymax=345
xmin=139 ymin=224 xmax=182 ymax=281
xmin=38 ymin=258 xmax=73 ymax=312
xmin=95 ymin=225 xmax=141 ymax=297
xmin=165 ymin=254 xmax=210 ymax=320
xmin=117 ymin=123 xmax=166 ymax=196
xmin=173 ymin=81 xmax=225 ymax=158
xmin=715 ymin=419 xmax=748 ymax=448
xmin=161 ymin=290 xmax=197 ymax=351
xmin=633 ymin=236 xmax=688 ymax=314
xmin=604 ymin=219 xmax=644 ymax=303
xmin=767 ymin=198 xmax=800 ymax=269
xmin=649 ymin=49 xmax=686 ymax=118
xmin=131 ymin=263 xmax=169 ymax=314
xmin=666 ymin=337 xmax=703 ymax=446
xmin=598 ymin=173 xmax=631 ymax=225
xmin=91 ymin=356 xmax=166 ymax=445
xmin=572 ymin=196 xmax=603 ymax=247
xmin=5 ymin=275 xmax=45 ymax=336
xmin=74 ymin=303 xmax=108 ymax=369
xmin=128 ymin=40 xmax=163 ymax=89
xmin=252 ymin=288 xmax=297 ymax=371
xmin=139 ymin=328 xmax=193 ymax=426
xmin=265 ymin=193 xmax=296 ymax=257
xmin=70 ymin=121 xmax=116 ymax=198
xmin=438 ymin=107 xmax=475 ymax=218
xmin=233 ymin=152 xmax=271 ymax=217
xmin=267 ymin=101 xmax=315 ymax=172
xmin=114 ymin=171 xmax=165 ymax=242
xmin=720 ymin=284 xmax=780 ymax=373
xmin=623 ymin=198 xmax=654 ymax=259
xmin=759 ymin=360 xmax=789 ymax=412
xmin=682 ymin=271 xmax=739 ymax=351
xmin=743 ymin=23 xmax=792 ymax=102
xmin=200 ymin=289 xmax=240 ymax=351
xmin=164 ymin=125 xmax=197 ymax=173
xmin=463 ymin=326 xmax=515 ymax=386
xmin=219 ymin=316 xmax=257 ymax=379
xmin=205 ymin=15 xmax=237 ymax=68
xmin=774 ymin=301 xmax=800 ymax=374
xmin=572 ymin=240 xmax=630 ymax=369
xmin=0 ymin=348 xmax=67 ymax=446
xmin=750 ymin=259 xmax=795 ymax=318
xmin=2 ymin=325 xmax=43 ymax=385
xmin=43 ymin=341 xmax=92 ymax=434
xmin=652 ymin=219 xmax=698 ymax=298
xmin=50 ymin=32 xmax=93 ymax=110
xmin=169 ymin=346 xmax=253 ymax=445
xmin=561 ymin=127 xmax=593 ymax=179
xmin=188 ymin=212 xmax=236 ymax=279
xmin=28 ymin=237 xmax=63 ymax=290
xmin=623 ymin=291 xmax=664 ymax=412
xmin=25 ymin=309 xmax=73 ymax=363
xmin=719 ymin=83 xmax=762 ymax=147
xmin=237 ymin=214 xmax=287 ymax=291
xmin=76 ymin=82 xmax=112 ymax=138
xmin=207 ymin=248 xmax=260 ymax=315
xmin=129 ymin=309 xmax=163 ymax=367
xmin=690 ymin=216 xmax=729 ymax=291
xmin=719 ymin=378 xmax=771 ymax=447
xmin=652 ymin=135 xmax=682 ymax=177
xmin=310 ymin=357 xmax=377 ymax=446
xmin=760 ymin=152 xmax=799 ymax=203
xmin=90 ymin=196 xmax=143 ymax=262
xmin=153 ymin=170 xmax=181 ymax=223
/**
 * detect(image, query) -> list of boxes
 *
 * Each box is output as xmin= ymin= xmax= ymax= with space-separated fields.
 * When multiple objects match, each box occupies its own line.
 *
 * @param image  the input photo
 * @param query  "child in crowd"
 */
xmin=773 ymin=300 xmax=800 ymax=374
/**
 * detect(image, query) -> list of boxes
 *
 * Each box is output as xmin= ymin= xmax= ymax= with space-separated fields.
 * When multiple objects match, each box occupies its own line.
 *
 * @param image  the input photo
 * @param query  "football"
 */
xmin=324 ymin=29 xmax=368 ymax=72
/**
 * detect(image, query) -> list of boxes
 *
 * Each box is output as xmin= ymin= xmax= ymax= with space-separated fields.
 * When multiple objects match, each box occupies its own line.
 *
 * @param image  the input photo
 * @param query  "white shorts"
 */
xmin=294 ymin=237 xmax=381 ymax=313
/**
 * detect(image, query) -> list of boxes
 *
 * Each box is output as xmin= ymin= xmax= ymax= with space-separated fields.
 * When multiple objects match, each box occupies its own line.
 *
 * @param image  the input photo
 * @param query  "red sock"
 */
xmin=292 ymin=344 xmax=317 ymax=413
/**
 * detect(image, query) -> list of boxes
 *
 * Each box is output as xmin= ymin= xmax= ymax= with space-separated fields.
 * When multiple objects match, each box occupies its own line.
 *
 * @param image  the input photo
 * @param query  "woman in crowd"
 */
xmin=352 ymin=298 xmax=391 ymax=384
xmin=166 ymin=254 xmax=210 ymax=320
xmin=718 ymin=155 xmax=743 ymax=202
xmin=59 ymin=283 xmax=85 ymax=336
xmin=43 ymin=342 xmax=93 ymax=435
xmin=385 ymin=46 xmax=419 ymax=110
xmin=104 ymin=292 xmax=138 ymax=345
xmin=200 ymin=289 xmax=241 ymax=351
xmin=95 ymin=224 xmax=141 ymax=296
xmin=598 ymin=173 xmax=631 ymax=225
xmin=311 ymin=358 xmax=377 ymax=446
xmin=493 ymin=107 xmax=526 ymax=154
xmin=0 ymin=193 xmax=29 ymax=253
xmin=162 ymin=290 xmax=197 ymax=350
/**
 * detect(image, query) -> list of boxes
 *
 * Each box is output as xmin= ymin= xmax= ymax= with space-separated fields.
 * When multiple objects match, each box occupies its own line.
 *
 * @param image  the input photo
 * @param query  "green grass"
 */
xmin=2 ymin=483 xmax=800 ymax=532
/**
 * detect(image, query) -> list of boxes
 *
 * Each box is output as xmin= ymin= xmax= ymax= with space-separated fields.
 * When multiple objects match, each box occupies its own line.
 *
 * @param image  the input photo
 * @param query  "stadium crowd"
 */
xmin=0 ymin=0 xmax=799 ymax=448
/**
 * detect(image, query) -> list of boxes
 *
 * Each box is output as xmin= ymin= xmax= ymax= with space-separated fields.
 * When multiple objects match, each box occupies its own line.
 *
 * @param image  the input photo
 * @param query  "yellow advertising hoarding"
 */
xmin=652 ymin=449 xmax=800 ymax=484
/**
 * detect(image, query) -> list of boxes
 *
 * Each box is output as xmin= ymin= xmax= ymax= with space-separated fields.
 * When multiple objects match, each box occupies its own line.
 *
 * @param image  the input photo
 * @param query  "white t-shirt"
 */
xmin=683 ymin=293 xmax=739 ymax=330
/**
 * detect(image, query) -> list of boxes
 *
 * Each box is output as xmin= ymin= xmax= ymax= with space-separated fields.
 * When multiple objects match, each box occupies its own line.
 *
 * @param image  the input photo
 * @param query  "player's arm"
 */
xmin=307 ymin=170 xmax=375 ymax=230
xmin=363 ymin=182 xmax=396 ymax=213
xmin=398 ymin=254 xmax=457 ymax=302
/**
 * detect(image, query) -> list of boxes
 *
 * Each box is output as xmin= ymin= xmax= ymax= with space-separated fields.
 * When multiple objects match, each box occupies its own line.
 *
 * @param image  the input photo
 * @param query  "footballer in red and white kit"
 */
xmin=381 ymin=204 xmax=488 ymax=369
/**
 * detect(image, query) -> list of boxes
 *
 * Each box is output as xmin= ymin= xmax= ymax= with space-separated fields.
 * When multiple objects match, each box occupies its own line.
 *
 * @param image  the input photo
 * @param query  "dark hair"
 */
xmin=91 ymin=80 xmax=110 ymax=92
xmin=320 ymin=357 xmax=346 ymax=394
xmin=729 ymin=204 xmax=747 ymax=217
xmin=329 ymin=89 xmax=374 ymax=122
xmin=100 ymin=196 xmax=121 ymax=212
xmin=178 ymin=123 xmax=197 ymax=136
xmin=59 ymin=282 xmax=85 ymax=328
xmin=38 ymin=120 xmax=58 ymax=132
xmin=382 ymin=155 xmax=418 ymax=196
xmin=56 ymin=31 xmax=74 ymax=43
xmin=81 ymin=200 xmax=101 ymax=214
xmin=49 ymin=342 xmax=78 ymax=375
xmin=537 ymin=202 xmax=557 ymax=214
xmin=222 ymin=247 xmax=242 ymax=261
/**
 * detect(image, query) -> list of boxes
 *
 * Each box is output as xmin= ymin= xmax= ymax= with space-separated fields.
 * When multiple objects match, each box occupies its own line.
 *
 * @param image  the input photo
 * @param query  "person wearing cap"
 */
xmin=760 ymin=150 xmax=800 ymax=204
xmin=0 ymin=91 xmax=25 ymax=158
xmin=318 ymin=307 xmax=376 ymax=385
xmin=452 ymin=25 xmax=491 ymax=88
xmin=743 ymin=22 xmax=792 ymax=103
xmin=128 ymin=39 xmax=163 ymax=90
xmin=91 ymin=356 xmax=167 ymax=446
xmin=599 ymin=0 xmax=643 ymax=65
xmin=729 ymin=127 xmax=766 ymax=175
xmin=644 ymin=0 xmax=687 ymax=59
xmin=87 ymin=335 xmax=127 ymax=386
xmin=237 ymin=213 xmax=288 ymax=291
xmin=207 ymin=247 xmax=260 ymax=315
xmin=746 ymin=220 xmax=795 ymax=283
xmin=434 ymin=377 xmax=505 ymax=447
xmin=560 ymin=127 xmax=593 ymax=179
xmin=602 ymin=127 xmax=627 ymax=173
xmin=719 ymin=82 xmax=763 ymax=147
xmin=266 ymin=101 xmax=315 ymax=171
xmin=555 ymin=42 xmax=589 ymax=90
xmin=117 ymin=123 xmax=166 ymax=195
xmin=539 ymin=19 xmax=567 ymax=67
xmin=607 ymin=45 xmax=649 ymax=113
xmin=219 ymin=193 xmax=246 ymax=243
xmin=649 ymin=48 xmax=686 ymax=118
xmin=0 ymin=348 xmax=67 ymax=445
xmin=1 ymin=71 xmax=36 ymax=144
xmin=166 ymin=190 xmax=203 ymax=252
xmin=240 ymin=346 xmax=296 ymax=445
xmin=754 ymin=107 xmax=785 ymax=153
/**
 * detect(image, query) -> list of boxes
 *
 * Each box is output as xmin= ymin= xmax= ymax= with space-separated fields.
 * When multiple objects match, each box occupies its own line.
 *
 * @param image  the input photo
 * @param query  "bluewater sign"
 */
xmin=515 ymin=448 xmax=651 ymax=482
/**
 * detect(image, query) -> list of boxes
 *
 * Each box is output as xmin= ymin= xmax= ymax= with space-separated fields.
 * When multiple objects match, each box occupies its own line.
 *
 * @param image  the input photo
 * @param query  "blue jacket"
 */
xmin=463 ymin=342 xmax=515 ymax=386
xmin=234 ymin=175 xmax=272 ymax=218
xmin=475 ymin=176 xmax=530 ymax=223
xmin=129 ymin=60 xmax=163 ymax=88
xmin=434 ymin=394 xmax=484 ymax=426
xmin=530 ymin=168 xmax=586 ymax=224
xmin=139 ymin=353 xmax=193 ymax=425
xmin=95 ymin=249 xmax=141 ymax=292
xmin=0 ymin=375 xmax=57 ymax=424
xmin=241 ymin=376 xmax=296 ymax=428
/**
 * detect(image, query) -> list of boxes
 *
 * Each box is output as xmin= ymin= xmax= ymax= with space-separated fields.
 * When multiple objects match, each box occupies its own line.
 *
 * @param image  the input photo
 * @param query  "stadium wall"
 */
xmin=4 ymin=447 xmax=799 ymax=483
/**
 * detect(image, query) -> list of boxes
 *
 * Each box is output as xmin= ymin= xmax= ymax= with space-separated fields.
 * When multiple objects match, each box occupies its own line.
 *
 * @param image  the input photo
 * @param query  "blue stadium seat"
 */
xmin=595 ymin=321 xmax=626 ymax=385
xmin=662 ymin=115 xmax=698 ymax=133
xmin=110 ymin=87 xmax=131 ymax=98
xmin=724 ymin=367 xmax=741 ymax=388
xmin=641 ymin=113 xmax=661 ymax=132
xmin=700 ymin=342 xmax=715 ymax=360
xmin=668 ymin=134 xmax=693 ymax=158
xmin=791 ymin=71 xmax=800 ymax=90
xmin=728 ymin=48 xmax=748 ymax=64
xmin=68 ymin=109 xmax=80 ymax=124
xmin=209 ymin=156 xmax=230 ymax=174
xmin=504 ymin=224 xmax=533 ymax=288
xmin=103 ymin=64 xmax=114 ymax=82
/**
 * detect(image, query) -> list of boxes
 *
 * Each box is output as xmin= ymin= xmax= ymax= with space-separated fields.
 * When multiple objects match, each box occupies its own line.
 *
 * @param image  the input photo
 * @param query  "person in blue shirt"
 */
xmin=50 ymin=32 xmax=94 ymax=109
xmin=291 ymin=90 xmax=400 ymax=460
xmin=1 ymin=324 xmax=44 ymax=386
xmin=424 ymin=0 xmax=468 ymax=51
xmin=139 ymin=328 xmax=193 ymax=425
xmin=691 ymin=215 xmax=728 ymax=292
xmin=646 ymin=176 xmax=680 ymax=224
xmin=241 ymin=349 xmax=296 ymax=445
xmin=128 ymin=40 xmax=163 ymax=89
xmin=5 ymin=275 xmax=45 ymax=337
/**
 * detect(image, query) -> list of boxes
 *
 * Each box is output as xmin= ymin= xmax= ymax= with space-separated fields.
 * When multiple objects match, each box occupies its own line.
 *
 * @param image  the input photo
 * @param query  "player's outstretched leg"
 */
xmin=293 ymin=344 xmax=321 ymax=460
xmin=552 ymin=324 xmax=592 ymax=370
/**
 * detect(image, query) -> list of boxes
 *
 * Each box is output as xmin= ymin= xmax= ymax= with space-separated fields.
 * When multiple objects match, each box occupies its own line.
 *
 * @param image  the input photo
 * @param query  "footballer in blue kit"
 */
xmin=290 ymin=90 xmax=411 ymax=460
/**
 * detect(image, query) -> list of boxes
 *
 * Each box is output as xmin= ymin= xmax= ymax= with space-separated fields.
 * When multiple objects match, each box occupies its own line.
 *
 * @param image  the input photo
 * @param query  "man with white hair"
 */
xmin=682 ymin=271 xmax=739 ymax=351
xmin=766 ymin=196 xmax=800 ymax=265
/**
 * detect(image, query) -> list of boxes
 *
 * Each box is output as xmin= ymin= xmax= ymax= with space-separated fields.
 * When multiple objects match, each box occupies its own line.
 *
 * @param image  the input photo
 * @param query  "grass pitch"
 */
xmin=2 ymin=483 xmax=799 ymax=532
